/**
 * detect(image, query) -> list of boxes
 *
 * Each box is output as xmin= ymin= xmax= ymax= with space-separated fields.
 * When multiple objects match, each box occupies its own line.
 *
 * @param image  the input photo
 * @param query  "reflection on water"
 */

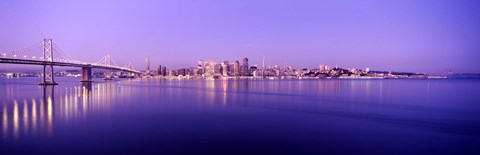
xmin=0 ymin=81 xmax=131 ymax=139
xmin=2 ymin=86 xmax=54 ymax=139
xmin=1 ymin=79 xmax=479 ymax=138
xmin=2 ymin=104 xmax=7 ymax=140
xmin=1 ymin=78 xmax=480 ymax=154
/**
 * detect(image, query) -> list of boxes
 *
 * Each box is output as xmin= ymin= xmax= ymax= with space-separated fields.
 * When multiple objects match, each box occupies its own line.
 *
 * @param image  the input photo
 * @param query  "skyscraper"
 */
xmin=214 ymin=63 xmax=222 ymax=76
xmin=262 ymin=56 xmax=266 ymax=77
xmin=197 ymin=59 xmax=204 ymax=76
xmin=204 ymin=61 xmax=216 ymax=78
xmin=228 ymin=63 xmax=235 ymax=76
xmin=157 ymin=65 xmax=162 ymax=75
xmin=161 ymin=66 xmax=166 ymax=76
xmin=221 ymin=61 xmax=229 ymax=76
xmin=145 ymin=58 xmax=150 ymax=74
xmin=242 ymin=57 xmax=249 ymax=76
xmin=233 ymin=61 xmax=240 ymax=76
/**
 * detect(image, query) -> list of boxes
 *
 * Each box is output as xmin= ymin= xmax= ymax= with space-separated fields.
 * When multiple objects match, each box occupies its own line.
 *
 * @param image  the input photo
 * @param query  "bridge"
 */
xmin=0 ymin=39 xmax=141 ymax=85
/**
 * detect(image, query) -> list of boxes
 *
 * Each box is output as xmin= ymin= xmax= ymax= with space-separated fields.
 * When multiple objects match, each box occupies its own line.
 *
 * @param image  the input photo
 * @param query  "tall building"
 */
xmin=262 ymin=56 xmax=266 ymax=77
xmin=228 ymin=63 xmax=235 ymax=76
xmin=161 ymin=66 xmax=166 ymax=76
xmin=233 ymin=61 xmax=240 ymax=76
xmin=204 ymin=61 xmax=216 ymax=78
xmin=319 ymin=65 xmax=326 ymax=72
xmin=145 ymin=58 xmax=150 ymax=74
xmin=242 ymin=57 xmax=249 ymax=76
xmin=197 ymin=59 xmax=204 ymax=76
xmin=157 ymin=65 xmax=162 ymax=75
xmin=214 ymin=64 xmax=222 ymax=76
xmin=221 ymin=61 xmax=229 ymax=76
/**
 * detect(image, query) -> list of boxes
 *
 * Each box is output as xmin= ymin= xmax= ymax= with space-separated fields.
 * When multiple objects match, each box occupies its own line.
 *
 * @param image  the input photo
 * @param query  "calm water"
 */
xmin=0 ymin=77 xmax=479 ymax=154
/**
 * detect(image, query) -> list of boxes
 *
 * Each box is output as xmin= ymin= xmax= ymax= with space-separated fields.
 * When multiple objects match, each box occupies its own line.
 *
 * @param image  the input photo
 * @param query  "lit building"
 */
xmin=250 ymin=66 xmax=258 ymax=77
xmin=242 ymin=57 xmax=249 ymax=76
xmin=145 ymin=58 xmax=150 ymax=74
xmin=319 ymin=65 xmax=326 ymax=72
xmin=233 ymin=61 xmax=240 ymax=76
xmin=262 ymin=56 xmax=266 ymax=77
xmin=325 ymin=65 xmax=331 ymax=71
xmin=197 ymin=59 xmax=204 ymax=76
xmin=204 ymin=61 xmax=216 ymax=78
xmin=221 ymin=61 xmax=229 ymax=76
xmin=178 ymin=69 xmax=186 ymax=76
xmin=228 ymin=63 xmax=235 ymax=76
xmin=161 ymin=66 xmax=166 ymax=76
xmin=157 ymin=65 xmax=162 ymax=75
xmin=168 ymin=69 xmax=176 ymax=76
xmin=214 ymin=64 xmax=222 ymax=76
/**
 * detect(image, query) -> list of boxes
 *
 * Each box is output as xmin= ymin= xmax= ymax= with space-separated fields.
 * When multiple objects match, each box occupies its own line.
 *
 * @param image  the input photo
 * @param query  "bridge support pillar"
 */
xmin=81 ymin=65 xmax=93 ymax=82
xmin=39 ymin=38 xmax=57 ymax=85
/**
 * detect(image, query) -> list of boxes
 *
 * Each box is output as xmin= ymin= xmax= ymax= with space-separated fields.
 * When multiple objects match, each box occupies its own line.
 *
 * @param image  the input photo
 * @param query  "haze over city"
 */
xmin=1 ymin=0 xmax=479 ymax=73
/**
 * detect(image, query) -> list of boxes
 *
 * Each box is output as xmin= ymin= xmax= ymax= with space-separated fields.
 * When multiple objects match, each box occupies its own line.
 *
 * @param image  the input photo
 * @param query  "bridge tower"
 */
xmin=39 ymin=38 xmax=58 ymax=85
xmin=104 ymin=55 xmax=112 ymax=80
xmin=125 ymin=61 xmax=135 ymax=78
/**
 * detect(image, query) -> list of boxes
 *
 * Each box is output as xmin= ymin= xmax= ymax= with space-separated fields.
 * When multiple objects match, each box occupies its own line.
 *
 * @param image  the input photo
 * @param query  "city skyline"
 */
xmin=1 ymin=1 xmax=480 ymax=154
xmin=1 ymin=0 xmax=480 ymax=73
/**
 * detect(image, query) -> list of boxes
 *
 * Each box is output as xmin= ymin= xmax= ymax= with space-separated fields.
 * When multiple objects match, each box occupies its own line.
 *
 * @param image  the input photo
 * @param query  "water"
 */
xmin=1 ymin=77 xmax=479 ymax=154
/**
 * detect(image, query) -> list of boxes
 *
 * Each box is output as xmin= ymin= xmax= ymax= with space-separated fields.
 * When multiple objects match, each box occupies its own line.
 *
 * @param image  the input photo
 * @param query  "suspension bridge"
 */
xmin=0 ymin=38 xmax=141 ymax=85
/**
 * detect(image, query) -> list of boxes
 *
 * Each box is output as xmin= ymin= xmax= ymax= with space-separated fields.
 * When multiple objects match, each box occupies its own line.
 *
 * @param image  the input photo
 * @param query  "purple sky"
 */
xmin=1 ymin=0 xmax=479 ymax=73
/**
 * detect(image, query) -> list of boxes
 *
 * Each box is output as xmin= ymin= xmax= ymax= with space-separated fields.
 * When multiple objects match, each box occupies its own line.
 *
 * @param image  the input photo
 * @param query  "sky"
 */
xmin=1 ymin=0 xmax=479 ymax=73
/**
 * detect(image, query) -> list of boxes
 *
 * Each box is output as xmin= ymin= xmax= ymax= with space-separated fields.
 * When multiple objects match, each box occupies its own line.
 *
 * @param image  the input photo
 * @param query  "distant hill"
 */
xmin=370 ymin=70 xmax=424 ymax=76
xmin=448 ymin=73 xmax=480 ymax=79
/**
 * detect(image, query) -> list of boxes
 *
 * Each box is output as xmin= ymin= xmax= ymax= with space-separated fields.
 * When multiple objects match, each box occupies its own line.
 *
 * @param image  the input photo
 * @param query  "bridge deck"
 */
xmin=0 ymin=57 xmax=140 ymax=74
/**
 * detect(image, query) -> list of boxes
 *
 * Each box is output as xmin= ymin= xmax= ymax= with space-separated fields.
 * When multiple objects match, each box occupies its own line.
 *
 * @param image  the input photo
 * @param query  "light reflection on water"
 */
xmin=0 ymin=81 xmax=131 ymax=139
xmin=0 ymin=77 xmax=479 ymax=154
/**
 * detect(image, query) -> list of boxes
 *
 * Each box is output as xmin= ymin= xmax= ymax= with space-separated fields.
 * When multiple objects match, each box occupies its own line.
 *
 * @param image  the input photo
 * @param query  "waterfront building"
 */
xmin=145 ymin=58 xmax=151 ymax=75
xmin=197 ymin=59 xmax=204 ymax=76
xmin=262 ymin=56 xmax=266 ymax=77
xmin=221 ymin=61 xmax=229 ymax=76
xmin=178 ymin=69 xmax=186 ymax=76
xmin=157 ymin=65 xmax=162 ymax=75
xmin=233 ymin=61 xmax=240 ymax=76
xmin=250 ymin=66 xmax=258 ymax=73
xmin=242 ymin=57 xmax=249 ymax=76
xmin=204 ymin=61 xmax=216 ymax=78
xmin=214 ymin=63 xmax=222 ymax=76
xmin=325 ymin=65 xmax=331 ymax=71
xmin=319 ymin=65 xmax=326 ymax=72
xmin=162 ymin=67 xmax=167 ymax=76
xmin=169 ymin=69 xmax=177 ymax=76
